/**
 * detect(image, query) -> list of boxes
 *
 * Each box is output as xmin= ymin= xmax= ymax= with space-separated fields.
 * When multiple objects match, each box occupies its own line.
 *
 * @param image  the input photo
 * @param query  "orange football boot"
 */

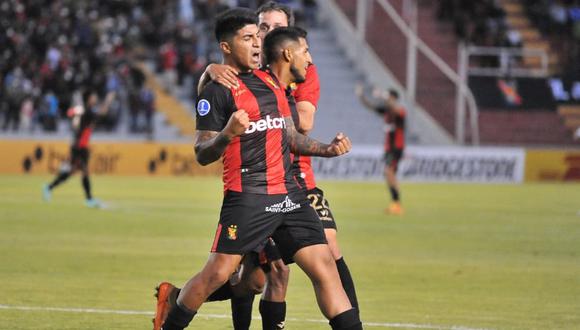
xmin=153 ymin=282 xmax=178 ymax=330
xmin=386 ymin=202 xmax=404 ymax=215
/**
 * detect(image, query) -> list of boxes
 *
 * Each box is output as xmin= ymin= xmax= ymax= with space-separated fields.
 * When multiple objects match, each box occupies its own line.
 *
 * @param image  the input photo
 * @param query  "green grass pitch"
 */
xmin=0 ymin=175 xmax=579 ymax=329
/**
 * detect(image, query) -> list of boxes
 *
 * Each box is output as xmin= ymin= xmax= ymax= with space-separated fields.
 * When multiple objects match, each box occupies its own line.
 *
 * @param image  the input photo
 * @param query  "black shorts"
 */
xmin=306 ymin=187 xmax=337 ymax=230
xmin=385 ymin=149 xmax=403 ymax=171
xmin=211 ymin=191 xmax=326 ymax=256
xmin=70 ymin=147 xmax=89 ymax=168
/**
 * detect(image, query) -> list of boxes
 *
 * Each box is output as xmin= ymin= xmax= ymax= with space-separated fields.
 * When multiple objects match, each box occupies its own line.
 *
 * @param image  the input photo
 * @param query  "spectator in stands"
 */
xmin=549 ymin=1 xmax=569 ymax=33
xmin=141 ymin=86 xmax=156 ymax=140
xmin=160 ymin=40 xmax=178 ymax=94
xmin=19 ymin=97 xmax=35 ymax=133
xmin=40 ymin=91 xmax=59 ymax=132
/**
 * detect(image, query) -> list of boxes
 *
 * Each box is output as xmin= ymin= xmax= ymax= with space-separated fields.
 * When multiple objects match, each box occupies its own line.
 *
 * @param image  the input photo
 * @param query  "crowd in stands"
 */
xmin=158 ymin=0 xmax=316 ymax=101
xmin=0 ymin=0 xmax=317 ymax=136
xmin=524 ymin=0 xmax=580 ymax=75
xmin=437 ymin=0 xmax=580 ymax=75
xmin=437 ymin=0 xmax=521 ymax=49
xmin=0 ymin=0 xmax=158 ymax=134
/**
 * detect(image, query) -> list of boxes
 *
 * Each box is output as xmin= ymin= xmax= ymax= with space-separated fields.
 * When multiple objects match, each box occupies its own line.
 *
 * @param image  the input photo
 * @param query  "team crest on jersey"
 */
xmin=265 ymin=76 xmax=279 ymax=89
xmin=197 ymin=99 xmax=211 ymax=116
xmin=227 ymin=225 xmax=238 ymax=240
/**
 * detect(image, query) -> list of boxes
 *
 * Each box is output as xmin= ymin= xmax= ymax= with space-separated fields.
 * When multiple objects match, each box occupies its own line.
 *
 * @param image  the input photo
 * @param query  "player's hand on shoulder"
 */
xmin=208 ymin=64 xmax=239 ymax=89
xmin=329 ymin=132 xmax=351 ymax=156
xmin=224 ymin=109 xmax=250 ymax=138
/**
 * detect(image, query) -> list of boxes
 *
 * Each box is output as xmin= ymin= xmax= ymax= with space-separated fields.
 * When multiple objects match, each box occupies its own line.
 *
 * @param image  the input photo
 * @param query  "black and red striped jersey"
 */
xmin=196 ymin=69 xmax=299 ymax=195
xmin=70 ymin=106 xmax=96 ymax=149
xmin=376 ymin=105 xmax=406 ymax=151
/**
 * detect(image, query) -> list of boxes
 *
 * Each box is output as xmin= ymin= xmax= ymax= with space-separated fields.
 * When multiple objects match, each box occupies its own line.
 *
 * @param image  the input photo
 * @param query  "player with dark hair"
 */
xmin=42 ymin=90 xmax=111 ymax=208
xmin=197 ymin=1 xmax=295 ymax=91
xmin=356 ymin=84 xmax=406 ymax=215
xmin=159 ymin=8 xmax=361 ymax=330
xmin=155 ymin=4 xmax=361 ymax=330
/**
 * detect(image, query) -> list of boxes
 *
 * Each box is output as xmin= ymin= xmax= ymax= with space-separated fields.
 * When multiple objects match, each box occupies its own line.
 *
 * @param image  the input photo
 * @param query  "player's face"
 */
xmin=258 ymin=10 xmax=289 ymax=40
xmin=230 ymin=24 xmax=261 ymax=71
xmin=289 ymin=37 xmax=312 ymax=84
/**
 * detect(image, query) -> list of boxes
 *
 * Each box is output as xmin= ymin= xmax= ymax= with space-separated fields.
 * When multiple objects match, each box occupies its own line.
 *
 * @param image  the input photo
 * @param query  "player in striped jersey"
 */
xmin=160 ymin=9 xmax=361 ymax=330
xmin=42 ymin=90 xmax=110 ymax=208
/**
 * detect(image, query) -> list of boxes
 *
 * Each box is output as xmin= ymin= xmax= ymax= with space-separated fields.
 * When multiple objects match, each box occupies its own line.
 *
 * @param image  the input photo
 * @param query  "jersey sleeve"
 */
xmin=293 ymin=64 xmax=320 ymax=109
xmin=195 ymin=82 xmax=235 ymax=132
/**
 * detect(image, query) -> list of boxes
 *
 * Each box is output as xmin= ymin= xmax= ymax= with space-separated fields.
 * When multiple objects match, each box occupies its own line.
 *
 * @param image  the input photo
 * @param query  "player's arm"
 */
xmin=197 ymin=63 xmax=240 ymax=96
xmin=194 ymin=83 xmax=245 ymax=165
xmin=194 ymin=110 xmax=249 ymax=165
xmin=355 ymin=83 xmax=383 ymax=115
xmin=294 ymin=65 xmax=320 ymax=134
xmin=284 ymin=116 xmax=351 ymax=157
xmin=296 ymin=101 xmax=315 ymax=134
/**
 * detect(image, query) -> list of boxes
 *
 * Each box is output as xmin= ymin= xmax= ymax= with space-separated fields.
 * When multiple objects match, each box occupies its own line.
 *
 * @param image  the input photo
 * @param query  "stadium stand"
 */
xmin=333 ymin=0 xmax=579 ymax=146
xmin=0 ymin=0 xmax=316 ymax=142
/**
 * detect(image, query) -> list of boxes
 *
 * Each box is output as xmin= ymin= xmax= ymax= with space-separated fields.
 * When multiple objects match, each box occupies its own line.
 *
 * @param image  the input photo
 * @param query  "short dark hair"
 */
xmin=256 ymin=1 xmax=295 ymax=26
xmin=263 ymin=27 xmax=307 ymax=65
xmin=215 ymin=8 xmax=258 ymax=42
xmin=388 ymin=89 xmax=400 ymax=100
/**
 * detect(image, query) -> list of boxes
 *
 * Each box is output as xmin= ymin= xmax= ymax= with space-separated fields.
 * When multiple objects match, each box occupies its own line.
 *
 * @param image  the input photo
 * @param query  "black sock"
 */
xmin=82 ymin=175 xmax=92 ymax=200
xmin=231 ymin=294 xmax=254 ymax=330
xmin=336 ymin=257 xmax=359 ymax=310
xmin=389 ymin=186 xmax=399 ymax=202
xmin=49 ymin=171 xmax=70 ymax=190
xmin=162 ymin=302 xmax=196 ymax=330
xmin=206 ymin=282 xmax=234 ymax=301
xmin=170 ymin=288 xmax=181 ymax=306
xmin=259 ymin=300 xmax=286 ymax=330
xmin=329 ymin=308 xmax=362 ymax=330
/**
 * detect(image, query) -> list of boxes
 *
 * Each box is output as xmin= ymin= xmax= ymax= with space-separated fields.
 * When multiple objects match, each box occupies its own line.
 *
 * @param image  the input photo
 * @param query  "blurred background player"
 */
xmin=42 ymin=90 xmax=111 ymax=208
xmin=356 ymin=84 xmax=406 ymax=215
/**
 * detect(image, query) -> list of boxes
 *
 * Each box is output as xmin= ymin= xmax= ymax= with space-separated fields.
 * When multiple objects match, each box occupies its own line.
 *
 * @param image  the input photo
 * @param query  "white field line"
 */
xmin=0 ymin=304 xmax=491 ymax=330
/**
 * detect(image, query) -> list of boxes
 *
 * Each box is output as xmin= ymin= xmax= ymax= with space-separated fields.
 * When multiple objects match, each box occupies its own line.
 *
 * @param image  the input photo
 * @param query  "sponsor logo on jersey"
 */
xmin=245 ymin=115 xmax=286 ymax=134
xmin=197 ymin=99 xmax=211 ymax=116
xmin=265 ymin=196 xmax=301 ymax=213
xmin=227 ymin=225 xmax=238 ymax=240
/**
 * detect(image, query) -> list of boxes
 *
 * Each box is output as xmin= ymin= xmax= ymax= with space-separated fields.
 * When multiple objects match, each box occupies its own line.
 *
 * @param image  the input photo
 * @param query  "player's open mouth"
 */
xmin=252 ymin=51 xmax=260 ymax=62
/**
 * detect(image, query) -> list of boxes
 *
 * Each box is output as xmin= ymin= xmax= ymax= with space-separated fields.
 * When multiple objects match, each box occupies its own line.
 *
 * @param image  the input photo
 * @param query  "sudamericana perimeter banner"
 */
xmin=0 ymin=140 xmax=222 ymax=176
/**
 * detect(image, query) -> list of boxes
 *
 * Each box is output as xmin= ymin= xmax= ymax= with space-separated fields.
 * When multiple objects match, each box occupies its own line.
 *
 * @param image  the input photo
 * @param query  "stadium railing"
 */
xmin=321 ymin=0 xmax=479 ymax=145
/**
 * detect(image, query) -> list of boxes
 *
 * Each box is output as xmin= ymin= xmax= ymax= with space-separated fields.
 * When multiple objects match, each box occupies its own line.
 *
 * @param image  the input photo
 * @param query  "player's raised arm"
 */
xmin=194 ymin=109 xmax=249 ymax=166
xmin=355 ymin=82 xmax=385 ymax=115
xmin=284 ymin=115 xmax=351 ymax=157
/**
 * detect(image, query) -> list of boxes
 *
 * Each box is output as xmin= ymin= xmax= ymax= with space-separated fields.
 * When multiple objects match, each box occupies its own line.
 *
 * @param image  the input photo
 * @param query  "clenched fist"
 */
xmin=223 ymin=109 xmax=250 ymax=138
xmin=328 ymin=132 xmax=352 ymax=156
